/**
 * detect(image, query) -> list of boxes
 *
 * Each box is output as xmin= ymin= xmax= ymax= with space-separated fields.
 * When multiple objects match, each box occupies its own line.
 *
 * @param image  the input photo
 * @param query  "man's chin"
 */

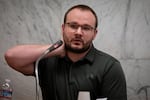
xmin=69 ymin=48 xmax=86 ymax=53
xmin=65 ymin=45 xmax=90 ymax=53
xmin=72 ymin=45 xmax=82 ymax=50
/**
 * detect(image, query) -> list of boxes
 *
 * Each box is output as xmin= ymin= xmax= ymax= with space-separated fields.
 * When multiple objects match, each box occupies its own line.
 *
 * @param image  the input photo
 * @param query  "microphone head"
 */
xmin=48 ymin=40 xmax=63 ymax=52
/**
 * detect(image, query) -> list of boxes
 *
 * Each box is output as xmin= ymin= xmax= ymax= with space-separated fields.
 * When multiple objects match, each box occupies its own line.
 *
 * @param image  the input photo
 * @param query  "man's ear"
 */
xmin=61 ymin=24 xmax=65 ymax=32
xmin=93 ymin=29 xmax=98 ymax=40
xmin=60 ymin=24 xmax=64 ymax=36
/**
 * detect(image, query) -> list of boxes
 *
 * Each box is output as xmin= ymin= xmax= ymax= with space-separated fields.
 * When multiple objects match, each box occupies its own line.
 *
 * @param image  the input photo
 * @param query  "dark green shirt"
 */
xmin=38 ymin=45 xmax=127 ymax=100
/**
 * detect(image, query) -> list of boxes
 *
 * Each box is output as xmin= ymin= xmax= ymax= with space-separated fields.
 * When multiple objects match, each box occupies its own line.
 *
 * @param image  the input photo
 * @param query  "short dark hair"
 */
xmin=64 ymin=4 xmax=98 ymax=28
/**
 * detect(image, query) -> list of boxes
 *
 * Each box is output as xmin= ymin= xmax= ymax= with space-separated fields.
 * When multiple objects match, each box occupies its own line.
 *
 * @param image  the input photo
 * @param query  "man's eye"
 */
xmin=70 ymin=24 xmax=78 ymax=29
xmin=82 ymin=26 xmax=91 ymax=31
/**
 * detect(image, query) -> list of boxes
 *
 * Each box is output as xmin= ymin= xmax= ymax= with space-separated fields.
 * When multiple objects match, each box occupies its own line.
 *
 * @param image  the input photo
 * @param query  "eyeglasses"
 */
xmin=65 ymin=22 xmax=95 ymax=33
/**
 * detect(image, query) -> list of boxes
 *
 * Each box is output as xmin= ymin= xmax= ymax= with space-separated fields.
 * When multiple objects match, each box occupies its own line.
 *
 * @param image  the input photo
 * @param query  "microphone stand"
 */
xmin=34 ymin=40 xmax=63 ymax=100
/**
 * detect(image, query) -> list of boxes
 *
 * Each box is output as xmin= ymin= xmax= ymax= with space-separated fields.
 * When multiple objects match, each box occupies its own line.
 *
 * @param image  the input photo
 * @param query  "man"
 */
xmin=4 ymin=4 xmax=127 ymax=100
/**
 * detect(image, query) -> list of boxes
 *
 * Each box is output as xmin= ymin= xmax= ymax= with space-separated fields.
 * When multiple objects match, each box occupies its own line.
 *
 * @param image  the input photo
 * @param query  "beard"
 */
xmin=62 ymin=32 xmax=92 ymax=53
xmin=65 ymin=42 xmax=91 ymax=53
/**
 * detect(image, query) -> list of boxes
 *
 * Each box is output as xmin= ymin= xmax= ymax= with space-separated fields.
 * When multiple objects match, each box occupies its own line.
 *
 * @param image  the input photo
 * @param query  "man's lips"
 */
xmin=71 ymin=39 xmax=83 ymax=45
xmin=72 ymin=38 xmax=83 ymax=42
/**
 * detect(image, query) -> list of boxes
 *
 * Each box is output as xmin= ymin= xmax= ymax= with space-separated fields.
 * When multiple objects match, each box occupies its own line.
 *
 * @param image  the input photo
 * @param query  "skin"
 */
xmin=4 ymin=8 xmax=97 ymax=75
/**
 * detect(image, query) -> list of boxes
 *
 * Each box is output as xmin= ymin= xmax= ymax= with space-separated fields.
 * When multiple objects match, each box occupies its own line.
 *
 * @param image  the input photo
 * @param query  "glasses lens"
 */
xmin=69 ymin=23 xmax=79 ymax=30
xmin=66 ymin=23 xmax=95 ymax=33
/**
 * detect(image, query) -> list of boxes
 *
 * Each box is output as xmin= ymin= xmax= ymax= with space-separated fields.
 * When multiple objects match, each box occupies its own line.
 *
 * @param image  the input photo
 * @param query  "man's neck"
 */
xmin=66 ymin=51 xmax=88 ymax=62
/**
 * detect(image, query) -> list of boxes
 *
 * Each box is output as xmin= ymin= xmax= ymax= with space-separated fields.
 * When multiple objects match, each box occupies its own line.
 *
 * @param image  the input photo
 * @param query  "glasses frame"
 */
xmin=64 ymin=22 xmax=96 ymax=33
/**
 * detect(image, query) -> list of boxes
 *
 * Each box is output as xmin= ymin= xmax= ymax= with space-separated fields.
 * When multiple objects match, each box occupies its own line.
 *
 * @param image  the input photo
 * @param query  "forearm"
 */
xmin=4 ymin=45 xmax=49 ymax=67
xmin=4 ymin=44 xmax=66 ymax=75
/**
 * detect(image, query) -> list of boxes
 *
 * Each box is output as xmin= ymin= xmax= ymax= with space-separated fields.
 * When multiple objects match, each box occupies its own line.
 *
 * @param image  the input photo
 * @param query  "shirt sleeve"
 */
xmin=99 ymin=61 xmax=127 ymax=100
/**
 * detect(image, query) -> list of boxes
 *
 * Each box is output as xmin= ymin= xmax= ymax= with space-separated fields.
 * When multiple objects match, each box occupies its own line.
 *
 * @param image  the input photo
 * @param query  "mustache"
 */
xmin=71 ymin=39 xmax=84 ymax=45
xmin=71 ymin=37 xmax=84 ymax=42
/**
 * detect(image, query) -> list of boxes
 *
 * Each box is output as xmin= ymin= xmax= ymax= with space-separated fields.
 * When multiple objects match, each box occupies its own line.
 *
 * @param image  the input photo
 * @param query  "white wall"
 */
xmin=0 ymin=0 xmax=150 ymax=100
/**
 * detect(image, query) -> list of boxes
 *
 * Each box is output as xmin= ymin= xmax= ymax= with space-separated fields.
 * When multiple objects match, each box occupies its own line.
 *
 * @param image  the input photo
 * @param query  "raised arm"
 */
xmin=4 ymin=43 xmax=65 ymax=75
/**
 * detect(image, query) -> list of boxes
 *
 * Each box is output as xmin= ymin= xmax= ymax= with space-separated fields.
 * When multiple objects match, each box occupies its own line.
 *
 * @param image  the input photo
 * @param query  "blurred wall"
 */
xmin=0 ymin=0 xmax=150 ymax=100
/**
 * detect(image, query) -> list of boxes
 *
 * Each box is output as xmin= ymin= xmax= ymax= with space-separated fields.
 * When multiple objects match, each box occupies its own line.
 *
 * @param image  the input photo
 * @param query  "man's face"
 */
xmin=62 ymin=8 xmax=97 ymax=53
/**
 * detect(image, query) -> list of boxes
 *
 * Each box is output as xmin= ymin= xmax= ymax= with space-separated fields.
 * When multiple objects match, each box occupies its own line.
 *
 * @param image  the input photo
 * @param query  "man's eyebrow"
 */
xmin=66 ymin=22 xmax=94 ymax=28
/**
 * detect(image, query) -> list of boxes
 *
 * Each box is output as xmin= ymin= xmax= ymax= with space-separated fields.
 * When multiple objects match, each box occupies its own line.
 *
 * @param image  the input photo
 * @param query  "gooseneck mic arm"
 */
xmin=35 ymin=40 xmax=63 ymax=100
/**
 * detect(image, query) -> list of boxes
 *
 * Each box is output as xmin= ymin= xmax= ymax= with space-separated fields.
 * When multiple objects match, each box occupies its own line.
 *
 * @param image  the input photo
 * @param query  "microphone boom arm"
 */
xmin=35 ymin=40 xmax=63 ymax=100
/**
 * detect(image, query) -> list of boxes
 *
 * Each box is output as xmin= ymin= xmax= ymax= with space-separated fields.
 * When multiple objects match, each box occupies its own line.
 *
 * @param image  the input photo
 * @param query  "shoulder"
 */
xmin=92 ymin=47 xmax=119 ymax=64
xmin=38 ymin=56 xmax=60 ymax=69
xmin=90 ymin=46 xmax=123 ymax=73
xmin=92 ymin=47 xmax=125 ymax=79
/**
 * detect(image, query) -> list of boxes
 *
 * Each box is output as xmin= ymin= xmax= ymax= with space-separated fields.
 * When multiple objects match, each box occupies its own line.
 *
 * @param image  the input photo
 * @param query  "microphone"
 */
xmin=48 ymin=40 xmax=63 ymax=52
xmin=35 ymin=40 xmax=63 ymax=100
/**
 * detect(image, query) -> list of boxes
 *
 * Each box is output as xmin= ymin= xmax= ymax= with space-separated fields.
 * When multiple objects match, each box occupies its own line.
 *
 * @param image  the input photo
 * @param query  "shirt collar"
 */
xmin=83 ymin=44 xmax=95 ymax=64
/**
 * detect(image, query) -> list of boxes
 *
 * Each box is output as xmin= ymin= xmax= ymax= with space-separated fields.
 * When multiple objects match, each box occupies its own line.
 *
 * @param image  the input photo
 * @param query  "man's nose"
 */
xmin=76 ymin=27 xmax=83 ymax=35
